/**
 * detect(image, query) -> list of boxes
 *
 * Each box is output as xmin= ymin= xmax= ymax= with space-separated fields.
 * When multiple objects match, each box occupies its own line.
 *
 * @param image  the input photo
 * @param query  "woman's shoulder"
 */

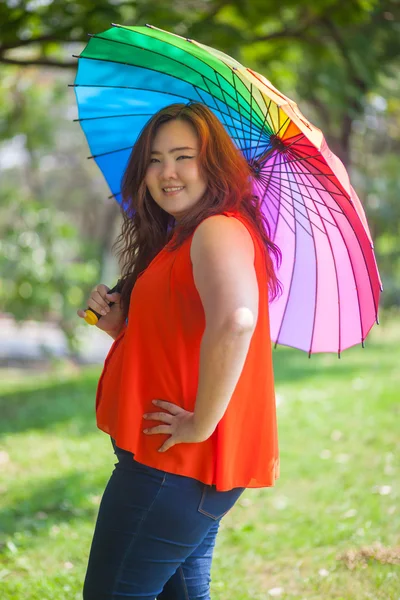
xmin=190 ymin=211 xmax=255 ymax=264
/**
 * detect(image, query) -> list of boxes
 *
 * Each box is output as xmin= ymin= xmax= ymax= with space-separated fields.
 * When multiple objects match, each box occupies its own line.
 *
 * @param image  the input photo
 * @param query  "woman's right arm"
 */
xmin=77 ymin=283 xmax=126 ymax=340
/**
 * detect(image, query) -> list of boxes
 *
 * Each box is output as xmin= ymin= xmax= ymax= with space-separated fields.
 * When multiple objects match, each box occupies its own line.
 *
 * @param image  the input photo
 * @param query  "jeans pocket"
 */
xmin=197 ymin=485 xmax=245 ymax=520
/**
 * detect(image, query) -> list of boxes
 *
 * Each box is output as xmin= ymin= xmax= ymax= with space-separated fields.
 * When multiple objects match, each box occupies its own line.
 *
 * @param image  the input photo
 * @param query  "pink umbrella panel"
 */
xmin=253 ymin=127 xmax=382 ymax=355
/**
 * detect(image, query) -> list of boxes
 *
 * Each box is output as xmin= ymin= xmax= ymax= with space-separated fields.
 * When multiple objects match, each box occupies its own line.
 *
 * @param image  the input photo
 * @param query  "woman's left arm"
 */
xmin=143 ymin=215 xmax=259 ymax=451
xmin=189 ymin=215 xmax=259 ymax=439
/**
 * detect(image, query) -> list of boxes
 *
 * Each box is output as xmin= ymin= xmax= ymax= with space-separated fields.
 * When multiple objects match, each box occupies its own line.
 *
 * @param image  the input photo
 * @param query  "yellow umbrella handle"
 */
xmin=84 ymin=281 xmax=122 ymax=326
xmin=84 ymin=309 xmax=101 ymax=326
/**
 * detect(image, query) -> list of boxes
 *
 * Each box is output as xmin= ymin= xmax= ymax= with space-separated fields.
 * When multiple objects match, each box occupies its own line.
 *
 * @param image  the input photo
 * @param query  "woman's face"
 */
xmin=145 ymin=119 xmax=208 ymax=222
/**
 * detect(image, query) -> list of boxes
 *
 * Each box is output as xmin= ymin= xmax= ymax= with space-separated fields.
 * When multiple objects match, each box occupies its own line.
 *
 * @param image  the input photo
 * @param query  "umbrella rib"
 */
xmin=261 ymin=147 xmax=279 ymax=209
xmin=292 ymin=160 xmax=341 ymax=356
xmin=274 ymin=116 xmax=291 ymax=138
xmin=273 ymin=156 xmax=299 ymax=349
xmin=257 ymin=165 xmax=345 ymax=215
xmin=230 ymin=70 xmax=248 ymax=148
xmin=257 ymin=190 xmax=277 ymax=230
xmin=295 ymin=151 xmax=381 ymax=333
xmin=108 ymin=191 xmax=121 ymax=200
xmin=194 ymin=80 xmax=253 ymax=140
xmin=285 ymin=153 xmax=319 ymax=355
xmin=261 ymin=169 xmax=343 ymax=196
xmin=253 ymin=149 xmax=283 ymax=239
xmin=88 ymin=131 xmax=254 ymax=159
xmin=240 ymin=142 xmax=271 ymax=153
xmin=72 ymin=83 xmax=253 ymax=130
xmin=290 ymin=156 xmax=365 ymax=346
xmin=243 ymin=83 xmax=271 ymax=155
xmin=284 ymin=140 xmax=324 ymax=152
xmin=228 ymin=69 xmax=267 ymax=130
xmin=292 ymin=156 xmax=373 ymax=353
xmin=279 ymin=153 xmax=329 ymax=182
xmin=264 ymin=177 xmax=328 ymax=237
xmin=261 ymin=152 xmax=333 ymax=171
xmin=282 ymin=133 xmax=306 ymax=152
xmin=252 ymin=98 xmax=273 ymax=159
xmin=246 ymin=85 xmax=276 ymax=158
xmin=262 ymin=161 xmax=319 ymax=239
xmin=76 ymin=52 xmax=253 ymax=123
xmin=265 ymin=191 xmax=297 ymax=236
xmin=74 ymin=112 xmax=154 ymax=122
xmin=259 ymin=176 xmax=340 ymax=232
xmin=257 ymin=171 xmax=346 ymax=208
xmin=120 ymin=25 xmax=262 ymax=127
xmin=279 ymin=154 xmax=320 ymax=356
xmin=87 ymin=145 xmax=134 ymax=160
xmin=257 ymin=166 xmax=331 ymax=180
xmin=262 ymin=153 xmax=330 ymax=238
xmin=286 ymin=146 xmax=348 ymax=198
xmin=215 ymin=70 xmax=258 ymax=152
xmin=249 ymin=83 xmax=253 ymax=157
xmin=195 ymin=80 xmax=246 ymax=153
xmin=85 ymin=125 xmax=255 ymax=161
xmin=81 ymin=32 xmax=257 ymax=126
xmin=213 ymin=72 xmax=247 ymax=154
xmin=287 ymin=145 xmax=333 ymax=172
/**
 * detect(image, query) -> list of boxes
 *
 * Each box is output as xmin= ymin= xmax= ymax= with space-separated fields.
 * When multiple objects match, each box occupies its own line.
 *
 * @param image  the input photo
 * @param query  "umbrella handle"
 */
xmin=84 ymin=281 xmax=122 ymax=326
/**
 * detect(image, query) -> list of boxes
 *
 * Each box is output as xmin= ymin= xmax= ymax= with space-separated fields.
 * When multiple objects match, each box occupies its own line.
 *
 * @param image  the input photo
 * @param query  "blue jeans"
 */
xmin=83 ymin=440 xmax=245 ymax=599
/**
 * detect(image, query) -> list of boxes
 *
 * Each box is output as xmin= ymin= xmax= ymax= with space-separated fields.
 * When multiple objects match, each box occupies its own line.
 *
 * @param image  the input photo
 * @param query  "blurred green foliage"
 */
xmin=0 ymin=68 xmax=115 ymax=350
xmin=0 ymin=193 xmax=100 ymax=349
xmin=0 ymin=0 xmax=399 ymax=351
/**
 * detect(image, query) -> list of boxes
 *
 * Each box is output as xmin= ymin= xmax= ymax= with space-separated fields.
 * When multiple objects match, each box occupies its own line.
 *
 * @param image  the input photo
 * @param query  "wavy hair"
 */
xmin=114 ymin=102 xmax=281 ymax=318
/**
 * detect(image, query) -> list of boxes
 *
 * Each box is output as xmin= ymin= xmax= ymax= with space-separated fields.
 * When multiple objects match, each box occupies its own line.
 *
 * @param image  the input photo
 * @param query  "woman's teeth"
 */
xmin=163 ymin=186 xmax=184 ymax=192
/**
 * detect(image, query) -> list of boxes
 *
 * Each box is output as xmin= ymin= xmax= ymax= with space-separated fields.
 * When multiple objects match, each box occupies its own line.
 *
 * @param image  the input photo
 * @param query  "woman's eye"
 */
xmin=149 ymin=155 xmax=193 ymax=164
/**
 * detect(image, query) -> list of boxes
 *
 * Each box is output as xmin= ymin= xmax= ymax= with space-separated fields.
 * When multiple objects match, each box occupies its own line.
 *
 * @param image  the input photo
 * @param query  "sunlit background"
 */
xmin=0 ymin=2 xmax=399 ymax=599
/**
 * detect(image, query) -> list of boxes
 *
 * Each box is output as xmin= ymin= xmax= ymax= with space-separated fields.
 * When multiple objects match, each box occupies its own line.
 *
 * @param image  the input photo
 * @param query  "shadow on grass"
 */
xmin=0 ymin=369 xmax=100 ymax=437
xmin=272 ymin=342 xmax=392 ymax=385
xmin=0 ymin=467 xmax=111 ymax=543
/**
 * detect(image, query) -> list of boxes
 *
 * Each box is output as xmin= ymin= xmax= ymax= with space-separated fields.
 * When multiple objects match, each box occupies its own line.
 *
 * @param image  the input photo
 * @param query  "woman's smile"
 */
xmin=162 ymin=185 xmax=185 ymax=196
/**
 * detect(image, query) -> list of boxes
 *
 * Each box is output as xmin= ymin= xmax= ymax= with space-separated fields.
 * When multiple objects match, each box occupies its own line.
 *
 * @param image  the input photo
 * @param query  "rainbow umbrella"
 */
xmin=73 ymin=24 xmax=382 ymax=355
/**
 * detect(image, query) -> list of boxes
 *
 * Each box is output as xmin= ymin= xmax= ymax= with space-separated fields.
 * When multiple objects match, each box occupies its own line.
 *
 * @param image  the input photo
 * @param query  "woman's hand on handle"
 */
xmin=77 ymin=284 xmax=125 ymax=339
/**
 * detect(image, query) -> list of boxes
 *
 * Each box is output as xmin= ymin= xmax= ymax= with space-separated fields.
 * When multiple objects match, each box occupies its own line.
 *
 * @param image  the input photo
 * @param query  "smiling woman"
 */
xmin=78 ymin=102 xmax=281 ymax=600
xmin=144 ymin=119 xmax=208 ymax=221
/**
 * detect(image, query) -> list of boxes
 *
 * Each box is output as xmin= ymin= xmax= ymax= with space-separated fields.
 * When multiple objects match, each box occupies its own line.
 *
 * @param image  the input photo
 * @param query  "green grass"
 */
xmin=0 ymin=319 xmax=399 ymax=599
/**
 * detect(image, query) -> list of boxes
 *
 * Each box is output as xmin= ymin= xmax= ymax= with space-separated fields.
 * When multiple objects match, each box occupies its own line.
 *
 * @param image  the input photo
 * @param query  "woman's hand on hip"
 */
xmin=143 ymin=400 xmax=209 ymax=452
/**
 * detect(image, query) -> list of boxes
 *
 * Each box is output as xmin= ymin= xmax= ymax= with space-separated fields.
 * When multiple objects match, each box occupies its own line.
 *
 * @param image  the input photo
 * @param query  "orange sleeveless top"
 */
xmin=95 ymin=211 xmax=279 ymax=491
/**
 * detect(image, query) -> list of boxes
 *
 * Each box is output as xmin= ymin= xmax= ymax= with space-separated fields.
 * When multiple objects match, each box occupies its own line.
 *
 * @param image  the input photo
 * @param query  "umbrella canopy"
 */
xmin=73 ymin=23 xmax=382 ymax=355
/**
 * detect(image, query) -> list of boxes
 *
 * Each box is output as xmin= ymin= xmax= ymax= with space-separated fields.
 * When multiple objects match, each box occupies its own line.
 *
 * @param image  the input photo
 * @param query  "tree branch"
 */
xmin=0 ymin=33 xmax=73 ymax=54
xmin=253 ymin=28 xmax=308 ymax=42
xmin=320 ymin=17 xmax=367 ymax=96
xmin=253 ymin=14 xmax=322 ymax=43
xmin=1 ymin=56 xmax=77 ymax=68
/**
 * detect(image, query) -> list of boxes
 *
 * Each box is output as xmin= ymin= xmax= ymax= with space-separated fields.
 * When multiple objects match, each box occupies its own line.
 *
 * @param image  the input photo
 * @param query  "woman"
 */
xmin=77 ymin=102 xmax=281 ymax=600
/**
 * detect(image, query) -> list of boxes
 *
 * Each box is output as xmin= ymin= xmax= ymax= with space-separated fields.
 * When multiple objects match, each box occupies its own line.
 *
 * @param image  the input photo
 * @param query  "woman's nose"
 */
xmin=160 ymin=160 xmax=177 ymax=179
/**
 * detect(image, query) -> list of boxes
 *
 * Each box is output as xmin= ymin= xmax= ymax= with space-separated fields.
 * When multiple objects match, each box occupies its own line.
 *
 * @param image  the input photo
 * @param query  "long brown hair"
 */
xmin=114 ymin=102 xmax=281 ymax=318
